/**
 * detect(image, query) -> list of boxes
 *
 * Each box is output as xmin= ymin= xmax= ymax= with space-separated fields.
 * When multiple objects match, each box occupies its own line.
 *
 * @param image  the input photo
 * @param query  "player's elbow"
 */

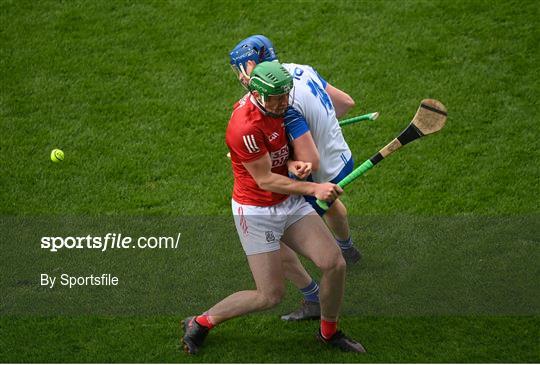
xmin=345 ymin=96 xmax=355 ymax=110
xmin=341 ymin=95 xmax=355 ymax=113
xmin=335 ymin=96 xmax=355 ymax=119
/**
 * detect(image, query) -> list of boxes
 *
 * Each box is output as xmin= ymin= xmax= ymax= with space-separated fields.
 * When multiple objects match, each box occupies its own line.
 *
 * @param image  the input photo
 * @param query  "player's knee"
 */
xmin=258 ymin=287 xmax=284 ymax=309
xmin=331 ymin=252 xmax=346 ymax=273
xmin=316 ymin=246 xmax=345 ymax=272
xmin=266 ymin=291 xmax=284 ymax=308
xmin=335 ymin=253 xmax=346 ymax=272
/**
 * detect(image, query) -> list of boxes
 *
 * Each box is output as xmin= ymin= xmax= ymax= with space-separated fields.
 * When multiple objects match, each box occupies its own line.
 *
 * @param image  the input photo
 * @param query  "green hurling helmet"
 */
xmin=248 ymin=61 xmax=293 ymax=100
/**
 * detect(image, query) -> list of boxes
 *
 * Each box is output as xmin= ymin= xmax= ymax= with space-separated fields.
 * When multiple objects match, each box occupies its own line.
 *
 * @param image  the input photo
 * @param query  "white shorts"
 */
xmin=232 ymin=195 xmax=315 ymax=256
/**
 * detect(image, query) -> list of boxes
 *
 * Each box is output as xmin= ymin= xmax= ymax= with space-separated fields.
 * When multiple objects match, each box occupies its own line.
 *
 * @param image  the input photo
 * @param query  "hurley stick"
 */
xmin=317 ymin=99 xmax=448 ymax=210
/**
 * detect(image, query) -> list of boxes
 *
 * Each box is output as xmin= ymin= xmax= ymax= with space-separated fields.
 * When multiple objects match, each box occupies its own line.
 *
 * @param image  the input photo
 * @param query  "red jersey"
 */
xmin=226 ymin=95 xmax=290 ymax=206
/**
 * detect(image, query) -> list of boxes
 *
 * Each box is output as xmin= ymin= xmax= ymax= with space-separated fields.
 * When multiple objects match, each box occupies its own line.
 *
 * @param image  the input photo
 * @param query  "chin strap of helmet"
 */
xmin=251 ymin=92 xmax=267 ymax=112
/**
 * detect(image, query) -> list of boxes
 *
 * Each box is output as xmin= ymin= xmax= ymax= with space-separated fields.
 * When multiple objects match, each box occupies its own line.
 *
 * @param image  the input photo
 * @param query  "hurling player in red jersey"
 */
xmin=228 ymin=35 xmax=361 ymax=324
xmin=181 ymin=62 xmax=365 ymax=354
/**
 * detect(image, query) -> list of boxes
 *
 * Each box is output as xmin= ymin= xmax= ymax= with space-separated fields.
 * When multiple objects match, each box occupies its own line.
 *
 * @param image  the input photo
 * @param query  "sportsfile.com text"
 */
xmin=40 ymin=233 xmax=181 ymax=252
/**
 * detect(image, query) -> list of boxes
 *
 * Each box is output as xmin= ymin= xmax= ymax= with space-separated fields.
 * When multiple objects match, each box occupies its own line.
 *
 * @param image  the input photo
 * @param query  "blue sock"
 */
xmin=300 ymin=280 xmax=320 ymax=303
xmin=336 ymin=237 xmax=353 ymax=250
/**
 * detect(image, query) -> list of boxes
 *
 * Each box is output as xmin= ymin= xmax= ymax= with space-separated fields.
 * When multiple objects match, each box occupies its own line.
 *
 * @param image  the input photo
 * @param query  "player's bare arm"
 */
xmin=290 ymin=131 xmax=320 ymax=172
xmin=243 ymin=154 xmax=342 ymax=202
xmin=325 ymin=83 xmax=355 ymax=118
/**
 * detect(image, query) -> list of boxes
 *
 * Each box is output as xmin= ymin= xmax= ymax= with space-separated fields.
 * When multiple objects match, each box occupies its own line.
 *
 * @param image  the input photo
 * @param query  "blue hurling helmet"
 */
xmin=229 ymin=35 xmax=278 ymax=80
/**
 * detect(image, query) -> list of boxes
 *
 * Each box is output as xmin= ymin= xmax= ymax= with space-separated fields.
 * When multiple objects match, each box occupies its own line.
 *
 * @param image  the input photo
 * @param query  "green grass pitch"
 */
xmin=1 ymin=0 xmax=539 ymax=362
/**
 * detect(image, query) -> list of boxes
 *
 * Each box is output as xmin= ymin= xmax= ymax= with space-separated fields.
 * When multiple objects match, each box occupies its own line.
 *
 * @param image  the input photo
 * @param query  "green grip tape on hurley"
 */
xmin=337 ymin=159 xmax=374 ymax=188
xmin=315 ymin=160 xmax=375 ymax=211
xmin=338 ymin=112 xmax=378 ymax=127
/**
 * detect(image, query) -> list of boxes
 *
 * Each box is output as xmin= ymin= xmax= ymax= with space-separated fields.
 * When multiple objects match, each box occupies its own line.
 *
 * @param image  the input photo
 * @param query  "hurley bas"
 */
xmin=41 ymin=273 xmax=119 ymax=289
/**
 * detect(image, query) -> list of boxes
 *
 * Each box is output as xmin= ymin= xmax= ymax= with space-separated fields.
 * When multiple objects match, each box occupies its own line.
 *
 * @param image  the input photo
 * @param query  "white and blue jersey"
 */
xmin=282 ymin=63 xmax=353 ymax=184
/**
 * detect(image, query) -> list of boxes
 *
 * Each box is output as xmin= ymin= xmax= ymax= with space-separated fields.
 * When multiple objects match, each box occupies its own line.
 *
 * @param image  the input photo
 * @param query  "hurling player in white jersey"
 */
xmin=230 ymin=35 xmax=362 ymax=321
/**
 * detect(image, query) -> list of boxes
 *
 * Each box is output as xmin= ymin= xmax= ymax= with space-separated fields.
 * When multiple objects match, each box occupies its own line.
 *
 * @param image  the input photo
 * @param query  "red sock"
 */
xmin=195 ymin=314 xmax=214 ymax=329
xmin=321 ymin=319 xmax=337 ymax=339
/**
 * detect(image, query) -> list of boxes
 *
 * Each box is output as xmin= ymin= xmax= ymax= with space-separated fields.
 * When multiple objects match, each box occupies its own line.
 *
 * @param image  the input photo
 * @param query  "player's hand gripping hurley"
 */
xmin=317 ymin=99 xmax=448 ymax=210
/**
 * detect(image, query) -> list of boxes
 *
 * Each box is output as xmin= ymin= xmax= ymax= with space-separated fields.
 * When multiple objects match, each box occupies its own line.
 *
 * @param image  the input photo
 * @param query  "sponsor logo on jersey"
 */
xmin=270 ymin=144 xmax=289 ymax=168
xmin=243 ymin=134 xmax=260 ymax=153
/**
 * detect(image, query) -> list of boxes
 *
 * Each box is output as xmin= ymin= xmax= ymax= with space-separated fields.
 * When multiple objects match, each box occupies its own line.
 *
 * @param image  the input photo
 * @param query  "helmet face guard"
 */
xmin=258 ymin=89 xmax=295 ymax=118
xmin=229 ymin=35 xmax=277 ymax=88
xmin=248 ymin=61 xmax=294 ymax=117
